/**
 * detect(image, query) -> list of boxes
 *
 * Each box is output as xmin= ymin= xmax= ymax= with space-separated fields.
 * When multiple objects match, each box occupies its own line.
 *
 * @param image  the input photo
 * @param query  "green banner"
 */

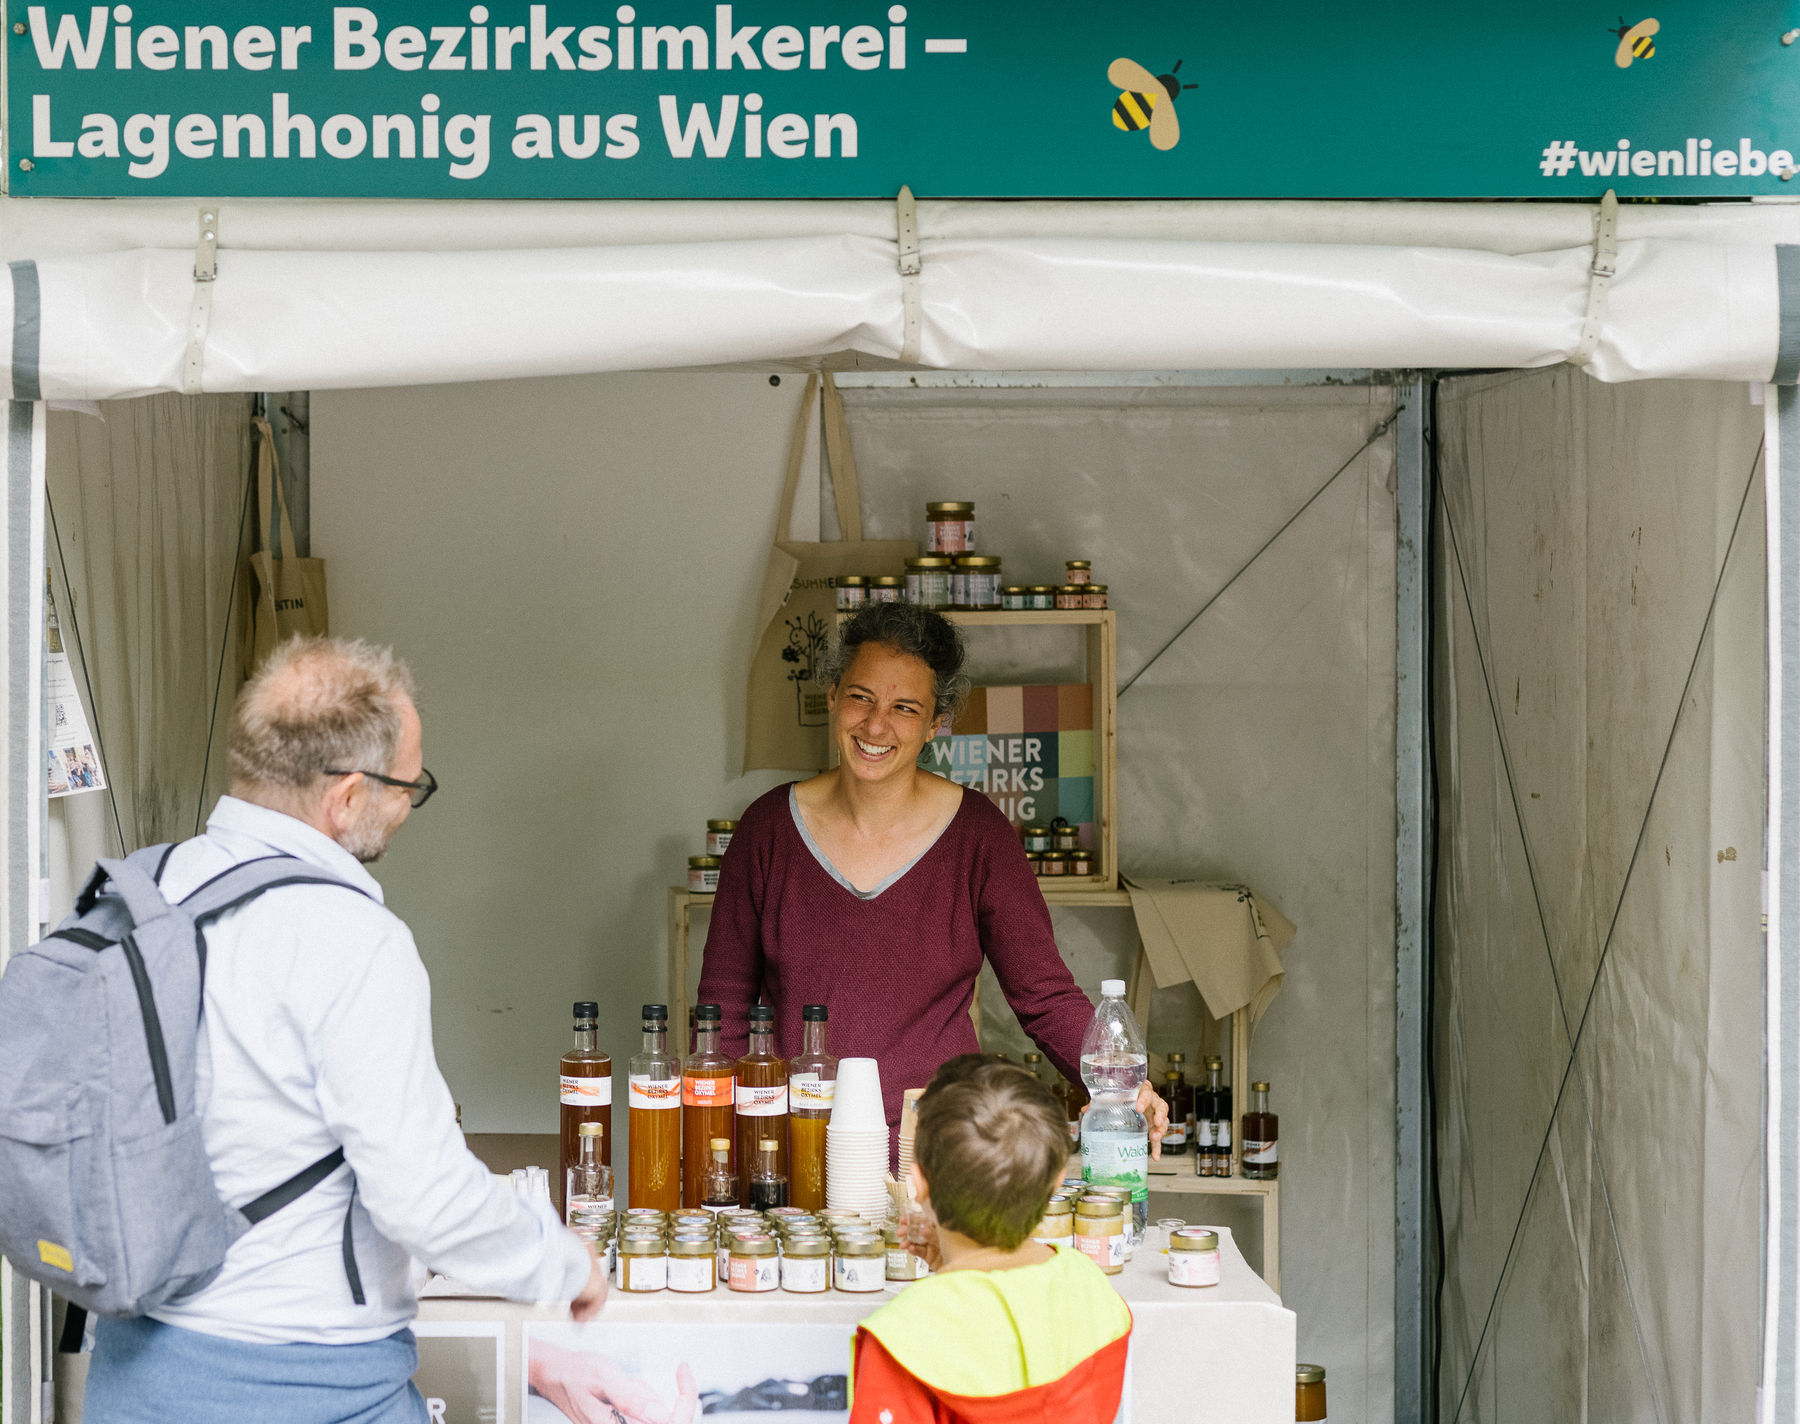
xmin=9 ymin=0 xmax=1800 ymax=198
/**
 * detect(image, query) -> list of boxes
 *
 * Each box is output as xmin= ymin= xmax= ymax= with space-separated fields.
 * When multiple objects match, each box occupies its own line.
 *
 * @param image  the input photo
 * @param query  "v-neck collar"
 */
xmin=787 ymin=783 xmax=963 ymax=901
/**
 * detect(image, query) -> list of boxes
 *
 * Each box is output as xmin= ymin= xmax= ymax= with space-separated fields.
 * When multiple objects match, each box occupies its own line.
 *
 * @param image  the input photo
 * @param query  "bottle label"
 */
xmin=1080 ymin=1130 xmax=1149 ymax=1191
xmin=560 ymin=1074 xmax=611 ymax=1107
xmin=683 ymin=1074 xmax=734 ymax=1107
xmin=1163 ymin=1121 xmax=1188 ymax=1146
xmin=565 ymin=1192 xmax=614 ymax=1224
xmin=1244 ymin=1138 xmax=1278 ymax=1165
xmin=1196 ymin=1120 xmax=1215 ymax=1149
xmin=790 ymin=1073 xmax=836 ymax=1110
xmin=735 ymin=1083 xmax=789 ymax=1116
xmin=1214 ymin=1120 xmax=1232 ymax=1150
xmin=629 ymin=1074 xmax=681 ymax=1110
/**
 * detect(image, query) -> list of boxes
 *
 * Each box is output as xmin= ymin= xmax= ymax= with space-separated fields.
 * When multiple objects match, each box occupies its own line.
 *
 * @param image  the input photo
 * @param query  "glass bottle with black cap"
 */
xmin=560 ymin=1001 xmax=612 ymax=1201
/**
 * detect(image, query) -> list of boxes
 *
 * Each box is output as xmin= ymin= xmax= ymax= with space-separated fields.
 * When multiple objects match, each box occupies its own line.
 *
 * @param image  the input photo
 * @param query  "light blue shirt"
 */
xmin=149 ymin=796 xmax=589 ymax=1345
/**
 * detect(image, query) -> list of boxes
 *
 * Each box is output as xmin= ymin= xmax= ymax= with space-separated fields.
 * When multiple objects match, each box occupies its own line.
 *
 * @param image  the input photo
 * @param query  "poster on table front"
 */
xmin=523 ymin=1321 xmax=848 ymax=1424
xmin=413 ymin=1320 xmax=505 ymax=1424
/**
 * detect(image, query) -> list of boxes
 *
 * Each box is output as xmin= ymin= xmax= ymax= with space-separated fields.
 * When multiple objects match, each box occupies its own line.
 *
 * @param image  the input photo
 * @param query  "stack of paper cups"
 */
xmin=896 ymin=1088 xmax=927 ymax=1183
xmin=826 ymin=1057 xmax=891 ymax=1218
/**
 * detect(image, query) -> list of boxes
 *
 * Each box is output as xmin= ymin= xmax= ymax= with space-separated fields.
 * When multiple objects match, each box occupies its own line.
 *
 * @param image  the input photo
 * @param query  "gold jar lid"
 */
xmin=705 ymin=819 xmax=738 ymax=832
xmin=1297 ymin=1364 xmax=1327 ymax=1384
xmin=1066 ymin=560 xmax=1092 ymax=571
xmin=1252 ymin=1080 xmax=1271 ymax=1091
xmin=906 ymin=555 xmax=954 ymax=568
xmin=1170 ymin=1228 xmax=1220 ymax=1252
xmin=1057 ymin=584 xmax=1085 ymax=595
xmin=1024 ymin=823 xmax=1051 ymax=834
xmin=670 ymin=1234 xmax=716 ymax=1256
xmin=871 ymin=575 xmax=905 ymax=588
xmin=688 ymin=855 xmax=721 ymax=868
xmin=619 ymin=1236 xmax=666 ymax=1256
xmin=1088 ymin=584 xmax=1109 ymax=593
xmin=818 ymin=1209 xmax=863 ymax=1222
xmin=835 ymin=1236 xmax=883 ymax=1257
xmin=783 ymin=1235 xmax=831 ymax=1256
xmin=926 ymin=501 xmax=975 ymax=514
xmin=1040 ymin=1197 xmax=1073 ymax=1217
xmin=730 ymin=1235 xmax=778 ymax=1257
xmin=836 ymin=574 xmax=869 ymax=587
xmin=956 ymin=554 xmax=1003 ymax=567
xmin=1001 ymin=584 xmax=1029 ymax=594
xmin=1075 ymin=1197 xmax=1124 ymax=1218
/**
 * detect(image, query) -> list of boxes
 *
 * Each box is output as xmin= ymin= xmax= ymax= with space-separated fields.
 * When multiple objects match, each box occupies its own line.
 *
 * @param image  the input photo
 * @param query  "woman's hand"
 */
xmin=1135 ymin=1081 xmax=1171 ymax=1161
xmin=529 ymin=1341 xmax=698 ymax=1424
xmin=570 ymin=1244 xmax=609 ymax=1322
xmin=899 ymin=1204 xmax=942 ymax=1271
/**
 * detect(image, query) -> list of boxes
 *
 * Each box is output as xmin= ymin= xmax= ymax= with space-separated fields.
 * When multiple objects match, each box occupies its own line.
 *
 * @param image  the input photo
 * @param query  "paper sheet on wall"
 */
xmin=44 ymin=586 xmax=105 ymax=798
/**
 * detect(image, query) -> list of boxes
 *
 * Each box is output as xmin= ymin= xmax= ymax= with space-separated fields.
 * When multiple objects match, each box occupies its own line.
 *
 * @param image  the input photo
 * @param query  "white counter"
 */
xmin=415 ymin=1226 xmax=1295 ymax=1424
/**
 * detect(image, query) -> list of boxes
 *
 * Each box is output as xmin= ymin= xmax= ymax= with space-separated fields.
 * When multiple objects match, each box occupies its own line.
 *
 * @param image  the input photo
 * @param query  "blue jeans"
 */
xmin=86 ymin=1315 xmax=428 ymax=1424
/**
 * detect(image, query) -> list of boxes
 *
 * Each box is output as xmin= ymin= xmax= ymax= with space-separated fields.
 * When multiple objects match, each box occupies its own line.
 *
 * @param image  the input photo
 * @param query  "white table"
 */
xmin=415 ymin=1226 xmax=1295 ymax=1424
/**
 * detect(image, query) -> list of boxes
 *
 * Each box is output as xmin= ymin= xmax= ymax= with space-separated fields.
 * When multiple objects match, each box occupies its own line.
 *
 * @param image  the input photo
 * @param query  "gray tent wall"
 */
xmin=1433 ymin=370 xmax=1766 ymax=1422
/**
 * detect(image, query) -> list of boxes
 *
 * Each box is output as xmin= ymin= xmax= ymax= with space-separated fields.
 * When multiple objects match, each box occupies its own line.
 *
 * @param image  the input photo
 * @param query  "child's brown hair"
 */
xmin=914 ymin=1055 xmax=1070 ymax=1250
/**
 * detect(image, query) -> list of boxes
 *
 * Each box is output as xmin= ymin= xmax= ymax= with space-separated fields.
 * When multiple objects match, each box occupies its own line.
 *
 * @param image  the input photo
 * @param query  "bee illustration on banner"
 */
xmin=1610 ymin=16 xmax=1659 ymax=67
xmin=1108 ymin=57 xmax=1196 ymax=152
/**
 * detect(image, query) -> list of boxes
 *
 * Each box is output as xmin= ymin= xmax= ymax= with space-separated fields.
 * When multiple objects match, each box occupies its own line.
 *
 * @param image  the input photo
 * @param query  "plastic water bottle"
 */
xmin=1079 ymin=979 xmax=1149 ymax=1249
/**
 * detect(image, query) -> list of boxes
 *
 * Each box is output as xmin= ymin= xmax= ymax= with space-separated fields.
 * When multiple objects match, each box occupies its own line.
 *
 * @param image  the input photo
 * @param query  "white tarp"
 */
xmin=1433 ymin=369 xmax=1764 ymax=1423
xmin=0 ymin=198 xmax=1793 ymax=397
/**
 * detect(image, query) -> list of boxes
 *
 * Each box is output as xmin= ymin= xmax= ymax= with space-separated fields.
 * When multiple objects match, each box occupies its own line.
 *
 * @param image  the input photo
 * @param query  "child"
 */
xmin=848 ymin=1056 xmax=1132 ymax=1424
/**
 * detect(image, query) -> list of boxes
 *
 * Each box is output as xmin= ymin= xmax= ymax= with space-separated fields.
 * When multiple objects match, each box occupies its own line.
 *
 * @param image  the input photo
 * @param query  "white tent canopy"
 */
xmin=0 ymin=197 xmax=1795 ymax=398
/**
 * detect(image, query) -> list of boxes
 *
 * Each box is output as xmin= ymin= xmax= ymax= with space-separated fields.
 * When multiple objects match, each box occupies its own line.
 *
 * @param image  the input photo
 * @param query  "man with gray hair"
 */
xmin=82 ymin=636 xmax=605 ymax=1424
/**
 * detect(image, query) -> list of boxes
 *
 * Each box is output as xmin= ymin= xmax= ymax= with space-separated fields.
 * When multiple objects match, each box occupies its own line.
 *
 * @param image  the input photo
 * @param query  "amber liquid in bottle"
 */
xmin=682 ymin=1004 xmax=736 ymax=1208
xmin=1241 ymin=1081 xmax=1279 ymax=1181
xmin=787 ymin=1005 xmax=836 ymax=1212
xmin=735 ymin=1007 xmax=788 ymax=1206
xmin=628 ymin=1003 xmax=681 ymax=1211
xmin=560 ymin=1002 xmax=612 ymax=1203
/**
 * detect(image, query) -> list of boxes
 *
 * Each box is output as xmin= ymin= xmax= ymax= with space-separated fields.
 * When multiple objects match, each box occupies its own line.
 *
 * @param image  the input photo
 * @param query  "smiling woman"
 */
xmin=698 ymin=604 xmax=1167 ymax=1147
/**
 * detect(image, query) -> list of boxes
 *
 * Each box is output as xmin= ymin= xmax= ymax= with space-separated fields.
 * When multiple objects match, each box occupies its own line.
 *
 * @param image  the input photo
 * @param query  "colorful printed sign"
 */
xmin=7 ymin=1 xmax=1799 ymax=198
xmin=921 ymin=684 xmax=1094 ymax=849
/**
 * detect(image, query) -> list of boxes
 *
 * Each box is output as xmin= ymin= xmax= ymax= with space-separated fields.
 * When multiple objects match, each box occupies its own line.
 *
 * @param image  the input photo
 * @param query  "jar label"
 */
xmin=630 ymin=1074 xmax=681 ymax=1110
xmin=559 ymin=1074 xmax=612 ymax=1107
xmin=1168 ymin=1249 xmax=1222 ymax=1288
xmin=1074 ymin=1230 xmax=1127 ymax=1270
xmin=1244 ymin=1138 xmax=1278 ymax=1165
xmin=618 ymin=1254 xmax=667 ymax=1292
xmin=705 ymin=831 xmax=733 ymax=855
xmin=781 ymin=1257 xmax=828 ymax=1293
xmin=729 ymin=1255 xmax=779 ymax=1291
xmin=683 ymin=1074 xmax=734 ymax=1107
xmin=667 ymin=1255 xmax=714 ymax=1292
xmin=925 ymin=520 xmax=974 ymax=553
xmin=790 ymin=1073 xmax=836 ymax=1109
xmin=833 ymin=1255 xmax=884 ymax=1291
xmin=735 ymin=1083 xmax=789 ymax=1116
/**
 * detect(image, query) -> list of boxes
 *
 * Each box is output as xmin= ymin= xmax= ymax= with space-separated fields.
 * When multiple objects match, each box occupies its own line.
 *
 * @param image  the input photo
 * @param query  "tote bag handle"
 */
xmin=774 ymin=374 xmax=864 ymax=545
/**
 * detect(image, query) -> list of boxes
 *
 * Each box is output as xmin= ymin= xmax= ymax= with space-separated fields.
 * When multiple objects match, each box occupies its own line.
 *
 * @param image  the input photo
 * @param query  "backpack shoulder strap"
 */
xmin=179 ymin=854 xmax=374 ymax=927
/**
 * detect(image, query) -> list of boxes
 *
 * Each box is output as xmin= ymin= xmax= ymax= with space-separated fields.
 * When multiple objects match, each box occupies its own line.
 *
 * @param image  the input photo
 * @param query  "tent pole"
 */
xmin=1393 ymin=375 xmax=1430 ymax=1423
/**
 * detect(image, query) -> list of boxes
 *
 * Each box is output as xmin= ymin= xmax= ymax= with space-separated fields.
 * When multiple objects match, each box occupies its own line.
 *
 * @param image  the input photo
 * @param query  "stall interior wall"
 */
xmin=1432 ymin=370 xmax=1764 ymax=1424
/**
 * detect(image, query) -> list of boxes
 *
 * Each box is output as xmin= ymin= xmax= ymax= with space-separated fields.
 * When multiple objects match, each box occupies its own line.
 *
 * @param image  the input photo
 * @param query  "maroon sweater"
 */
xmin=696 ymin=784 xmax=1094 ymax=1132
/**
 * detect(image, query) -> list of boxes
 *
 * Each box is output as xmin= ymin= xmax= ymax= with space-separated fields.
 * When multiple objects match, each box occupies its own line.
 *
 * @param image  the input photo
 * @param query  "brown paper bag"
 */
xmin=743 ymin=375 xmax=915 ymax=772
xmin=243 ymin=415 xmax=328 ymax=674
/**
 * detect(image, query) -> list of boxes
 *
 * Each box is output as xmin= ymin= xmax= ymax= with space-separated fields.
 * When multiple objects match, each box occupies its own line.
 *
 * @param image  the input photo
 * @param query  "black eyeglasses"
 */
xmin=324 ymin=767 xmax=439 ymax=808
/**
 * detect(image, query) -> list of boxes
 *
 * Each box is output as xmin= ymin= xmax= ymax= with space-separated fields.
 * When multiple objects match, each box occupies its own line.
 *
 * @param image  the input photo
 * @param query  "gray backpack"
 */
xmin=0 ymin=843 xmax=371 ymax=1317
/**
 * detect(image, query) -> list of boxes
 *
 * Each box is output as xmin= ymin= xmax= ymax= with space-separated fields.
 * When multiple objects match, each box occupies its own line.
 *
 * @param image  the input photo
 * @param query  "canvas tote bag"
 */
xmin=743 ymin=374 xmax=915 ymax=772
xmin=243 ymin=415 xmax=329 ymax=674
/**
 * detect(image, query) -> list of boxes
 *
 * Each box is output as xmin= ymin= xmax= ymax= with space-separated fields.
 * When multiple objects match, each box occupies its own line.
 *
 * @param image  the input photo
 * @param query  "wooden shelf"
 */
xmin=943 ymin=608 xmax=1112 ymax=627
